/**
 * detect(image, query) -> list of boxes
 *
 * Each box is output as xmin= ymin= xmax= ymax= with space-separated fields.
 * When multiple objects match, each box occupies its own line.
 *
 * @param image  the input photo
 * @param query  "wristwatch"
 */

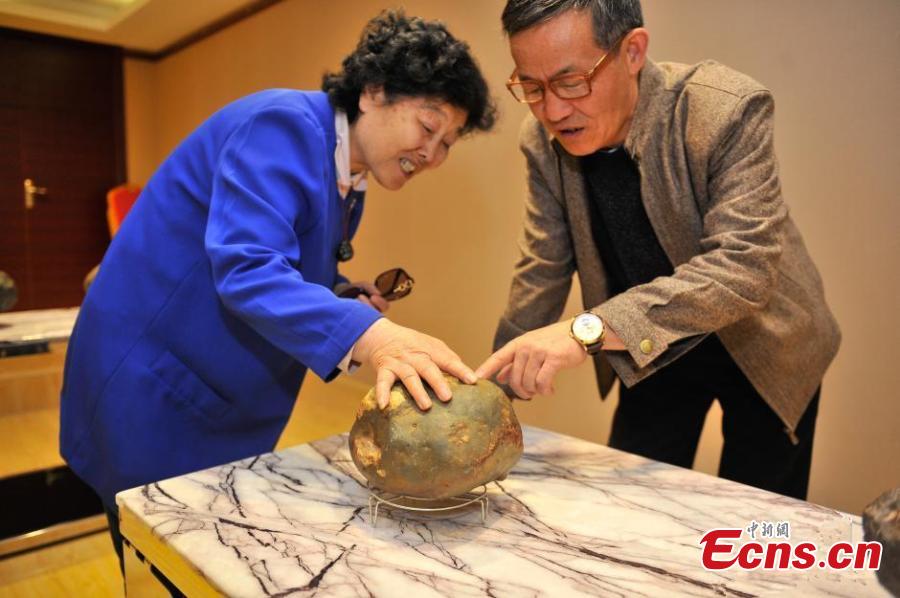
xmin=570 ymin=310 xmax=606 ymax=355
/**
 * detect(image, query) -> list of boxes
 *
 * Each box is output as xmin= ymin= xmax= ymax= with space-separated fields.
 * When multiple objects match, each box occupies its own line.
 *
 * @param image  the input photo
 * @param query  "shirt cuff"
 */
xmin=337 ymin=344 xmax=360 ymax=374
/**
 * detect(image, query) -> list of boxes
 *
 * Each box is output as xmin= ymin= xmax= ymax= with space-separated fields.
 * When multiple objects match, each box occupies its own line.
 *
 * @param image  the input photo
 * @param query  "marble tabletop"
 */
xmin=116 ymin=426 xmax=890 ymax=597
xmin=0 ymin=307 xmax=78 ymax=344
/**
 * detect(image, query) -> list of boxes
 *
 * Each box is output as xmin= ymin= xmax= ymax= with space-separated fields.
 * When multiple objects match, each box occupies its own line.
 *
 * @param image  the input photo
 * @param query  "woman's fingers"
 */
xmin=375 ymin=366 xmax=396 ymax=409
xmin=361 ymin=320 xmax=481 ymax=410
xmin=368 ymin=294 xmax=390 ymax=312
xmin=376 ymin=359 xmax=433 ymax=410
xmin=411 ymin=354 xmax=453 ymax=402
xmin=355 ymin=292 xmax=389 ymax=313
xmin=353 ymin=281 xmax=379 ymax=295
xmin=355 ymin=282 xmax=389 ymax=312
xmin=395 ymin=364 xmax=433 ymax=410
xmin=430 ymin=347 xmax=477 ymax=385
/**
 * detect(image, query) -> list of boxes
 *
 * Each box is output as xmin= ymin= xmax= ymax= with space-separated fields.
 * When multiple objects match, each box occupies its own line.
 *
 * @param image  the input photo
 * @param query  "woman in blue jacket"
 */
xmin=59 ymin=9 xmax=496 ymax=567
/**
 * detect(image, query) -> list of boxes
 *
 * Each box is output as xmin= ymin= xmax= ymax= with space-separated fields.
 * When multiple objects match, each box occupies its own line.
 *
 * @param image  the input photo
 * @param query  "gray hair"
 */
xmin=501 ymin=0 xmax=643 ymax=50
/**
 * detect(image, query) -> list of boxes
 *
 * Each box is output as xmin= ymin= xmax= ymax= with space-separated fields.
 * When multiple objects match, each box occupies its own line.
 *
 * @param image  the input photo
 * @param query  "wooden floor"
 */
xmin=0 ymin=531 xmax=121 ymax=597
xmin=0 ymin=350 xmax=370 ymax=597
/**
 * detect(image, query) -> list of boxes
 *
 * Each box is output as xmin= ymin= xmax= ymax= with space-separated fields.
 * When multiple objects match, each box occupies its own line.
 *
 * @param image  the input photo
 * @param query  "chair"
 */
xmin=106 ymin=184 xmax=141 ymax=237
xmin=84 ymin=184 xmax=141 ymax=291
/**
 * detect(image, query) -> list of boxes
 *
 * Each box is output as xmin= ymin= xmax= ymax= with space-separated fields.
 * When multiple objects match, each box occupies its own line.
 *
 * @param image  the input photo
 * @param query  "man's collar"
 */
xmin=623 ymin=58 xmax=666 ymax=157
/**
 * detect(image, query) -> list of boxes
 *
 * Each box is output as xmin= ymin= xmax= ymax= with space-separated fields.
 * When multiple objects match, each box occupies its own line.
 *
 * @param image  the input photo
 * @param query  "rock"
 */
xmin=349 ymin=375 xmax=523 ymax=499
xmin=862 ymin=486 xmax=900 ymax=596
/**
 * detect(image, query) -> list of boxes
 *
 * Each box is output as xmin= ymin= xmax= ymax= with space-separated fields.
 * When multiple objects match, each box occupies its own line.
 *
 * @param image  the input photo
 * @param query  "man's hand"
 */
xmin=476 ymin=321 xmax=587 ymax=399
xmin=477 ymin=319 xmax=627 ymax=399
xmin=353 ymin=319 xmax=477 ymax=410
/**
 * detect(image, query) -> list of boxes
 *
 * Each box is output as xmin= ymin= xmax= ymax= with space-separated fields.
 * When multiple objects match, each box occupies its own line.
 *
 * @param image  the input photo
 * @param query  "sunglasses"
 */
xmin=337 ymin=268 xmax=415 ymax=301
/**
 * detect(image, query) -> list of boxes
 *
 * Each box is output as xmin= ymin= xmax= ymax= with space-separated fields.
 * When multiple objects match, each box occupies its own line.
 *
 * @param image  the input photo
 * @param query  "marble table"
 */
xmin=117 ymin=426 xmax=889 ymax=597
xmin=0 ymin=307 xmax=78 ymax=357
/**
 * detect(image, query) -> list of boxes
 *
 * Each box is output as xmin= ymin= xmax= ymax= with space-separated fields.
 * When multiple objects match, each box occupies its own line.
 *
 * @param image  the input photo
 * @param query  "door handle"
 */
xmin=24 ymin=178 xmax=48 ymax=210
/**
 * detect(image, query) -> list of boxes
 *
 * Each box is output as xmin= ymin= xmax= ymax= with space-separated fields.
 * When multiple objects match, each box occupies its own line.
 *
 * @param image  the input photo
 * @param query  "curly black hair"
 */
xmin=322 ymin=10 xmax=496 ymax=134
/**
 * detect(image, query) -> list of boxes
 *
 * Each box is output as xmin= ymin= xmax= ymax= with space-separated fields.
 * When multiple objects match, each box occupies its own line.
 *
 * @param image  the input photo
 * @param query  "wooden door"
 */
xmin=0 ymin=28 xmax=124 ymax=310
xmin=0 ymin=106 xmax=27 ymax=309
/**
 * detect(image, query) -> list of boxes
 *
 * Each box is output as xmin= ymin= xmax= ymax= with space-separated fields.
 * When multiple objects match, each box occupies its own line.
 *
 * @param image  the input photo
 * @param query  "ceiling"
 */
xmin=0 ymin=0 xmax=264 ymax=54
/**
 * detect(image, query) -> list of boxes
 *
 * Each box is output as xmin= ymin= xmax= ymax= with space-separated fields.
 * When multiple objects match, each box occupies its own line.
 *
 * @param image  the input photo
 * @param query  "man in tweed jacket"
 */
xmin=476 ymin=0 xmax=840 ymax=499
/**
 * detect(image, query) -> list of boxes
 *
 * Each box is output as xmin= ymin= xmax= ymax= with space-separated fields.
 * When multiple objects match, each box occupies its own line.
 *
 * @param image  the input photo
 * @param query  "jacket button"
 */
xmin=640 ymin=339 xmax=653 ymax=354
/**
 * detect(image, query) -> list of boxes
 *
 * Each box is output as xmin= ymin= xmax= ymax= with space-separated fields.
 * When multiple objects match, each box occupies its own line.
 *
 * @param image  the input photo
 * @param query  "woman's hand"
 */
xmin=353 ymin=319 xmax=477 ymax=410
xmin=349 ymin=280 xmax=389 ymax=313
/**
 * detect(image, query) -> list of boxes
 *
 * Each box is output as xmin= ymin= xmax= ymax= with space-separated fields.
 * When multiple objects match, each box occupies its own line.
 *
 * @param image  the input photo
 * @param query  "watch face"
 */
xmin=573 ymin=313 xmax=603 ymax=343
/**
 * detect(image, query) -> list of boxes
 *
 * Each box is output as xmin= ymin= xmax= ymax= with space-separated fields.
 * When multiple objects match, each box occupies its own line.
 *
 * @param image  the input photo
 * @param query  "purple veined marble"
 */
xmin=116 ymin=427 xmax=890 ymax=597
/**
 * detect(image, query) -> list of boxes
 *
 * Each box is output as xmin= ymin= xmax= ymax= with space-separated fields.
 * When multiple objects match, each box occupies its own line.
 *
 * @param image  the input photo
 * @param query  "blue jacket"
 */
xmin=60 ymin=90 xmax=381 ymax=505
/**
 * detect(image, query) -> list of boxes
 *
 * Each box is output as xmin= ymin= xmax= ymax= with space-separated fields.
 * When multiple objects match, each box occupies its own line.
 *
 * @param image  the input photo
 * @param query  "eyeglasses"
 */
xmin=337 ymin=268 xmax=415 ymax=301
xmin=506 ymin=36 xmax=625 ymax=104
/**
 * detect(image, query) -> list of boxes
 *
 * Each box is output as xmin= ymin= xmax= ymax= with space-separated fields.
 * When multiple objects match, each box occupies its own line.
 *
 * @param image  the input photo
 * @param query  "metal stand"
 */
xmin=367 ymin=484 xmax=490 ymax=525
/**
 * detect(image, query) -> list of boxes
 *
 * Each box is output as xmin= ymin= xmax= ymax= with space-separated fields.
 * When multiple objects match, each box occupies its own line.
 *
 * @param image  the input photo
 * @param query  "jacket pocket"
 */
xmin=148 ymin=349 xmax=231 ymax=421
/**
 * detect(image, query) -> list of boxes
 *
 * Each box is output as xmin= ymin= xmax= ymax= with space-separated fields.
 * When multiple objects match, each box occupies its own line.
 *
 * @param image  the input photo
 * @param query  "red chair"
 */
xmin=84 ymin=184 xmax=141 ymax=290
xmin=106 ymin=184 xmax=141 ymax=237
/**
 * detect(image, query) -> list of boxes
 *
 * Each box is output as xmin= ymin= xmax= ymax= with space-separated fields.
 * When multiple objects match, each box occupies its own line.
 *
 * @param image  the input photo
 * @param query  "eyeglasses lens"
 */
xmin=552 ymin=77 xmax=591 ymax=99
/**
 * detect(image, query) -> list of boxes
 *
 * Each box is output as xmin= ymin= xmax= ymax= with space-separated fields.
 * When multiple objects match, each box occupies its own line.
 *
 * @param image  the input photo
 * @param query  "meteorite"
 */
xmin=349 ymin=375 xmax=523 ymax=499
xmin=863 ymin=486 xmax=900 ymax=595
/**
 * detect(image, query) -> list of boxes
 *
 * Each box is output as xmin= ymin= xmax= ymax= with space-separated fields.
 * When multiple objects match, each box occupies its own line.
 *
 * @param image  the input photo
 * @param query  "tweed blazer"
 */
xmin=494 ymin=59 xmax=840 ymax=433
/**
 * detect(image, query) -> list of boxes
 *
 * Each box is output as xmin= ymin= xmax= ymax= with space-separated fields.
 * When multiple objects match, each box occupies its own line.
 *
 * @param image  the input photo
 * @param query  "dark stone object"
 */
xmin=349 ymin=375 xmax=523 ymax=499
xmin=863 ymin=486 xmax=900 ymax=596
xmin=0 ymin=270 xmax=17 ymax=312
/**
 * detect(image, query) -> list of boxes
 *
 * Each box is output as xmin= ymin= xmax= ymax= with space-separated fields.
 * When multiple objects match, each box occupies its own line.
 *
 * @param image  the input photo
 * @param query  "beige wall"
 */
xmin=123 ymin=0 xmax=900 ymax=515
